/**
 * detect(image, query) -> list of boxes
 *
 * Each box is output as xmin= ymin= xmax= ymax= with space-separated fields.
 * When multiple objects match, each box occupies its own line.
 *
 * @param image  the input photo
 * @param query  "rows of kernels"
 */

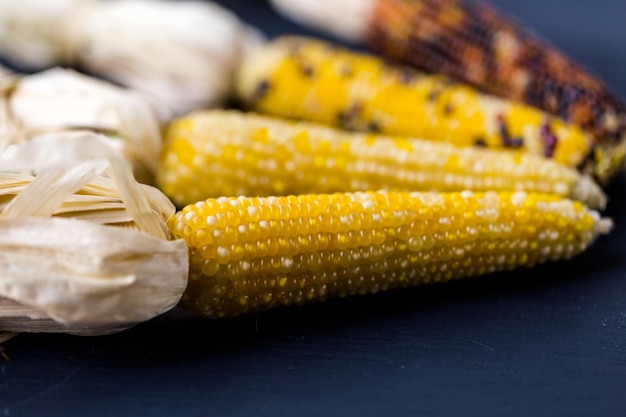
xmin=167 ymin=191 xmax=604 ymax=318
xmin=237 ymin=37 xmax=592 ymax=167
xmin=156 ymin=110 xmax=600 ymax=208
xmin=367 ymin=0 xmax=626 ymax=184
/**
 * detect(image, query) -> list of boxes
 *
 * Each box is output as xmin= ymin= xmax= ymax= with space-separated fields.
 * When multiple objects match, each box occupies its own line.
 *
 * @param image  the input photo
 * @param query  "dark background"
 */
xmin=1 ymin=1 xmax=625 ymax=416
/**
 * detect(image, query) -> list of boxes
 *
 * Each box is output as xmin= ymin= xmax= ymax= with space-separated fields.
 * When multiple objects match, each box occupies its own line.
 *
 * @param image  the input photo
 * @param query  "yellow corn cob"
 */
xmin=169 ymin=190 xmax=611 ymax=318
xmin=237 ymin=36 xmax=593 ymax=169
xmin=156 ymin=110 xmax=605 ymax=209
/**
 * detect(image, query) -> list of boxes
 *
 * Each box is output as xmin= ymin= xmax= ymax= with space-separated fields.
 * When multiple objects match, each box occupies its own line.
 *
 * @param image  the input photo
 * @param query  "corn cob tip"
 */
xmin=570 ymin=175 xmax=607 ymax=211
xmin=269 ymin=0 xmax=374 ymax=42
xmin=594 ymin=216 xmax=613 ymax=237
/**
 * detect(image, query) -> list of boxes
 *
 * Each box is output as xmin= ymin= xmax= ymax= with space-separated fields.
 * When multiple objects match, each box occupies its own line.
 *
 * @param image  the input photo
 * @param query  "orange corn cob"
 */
xmin=169 ymin=190 xmax=611 ymax=318
xmin=237 ymin=36 xmax=592 ymax=170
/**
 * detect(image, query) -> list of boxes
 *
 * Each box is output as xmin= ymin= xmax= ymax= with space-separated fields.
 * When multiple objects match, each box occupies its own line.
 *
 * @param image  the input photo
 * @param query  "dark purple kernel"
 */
xmin=524 ymin=80 xmax=548 ymax=110
xmin=564 ymin=85 xmax=583 ymax=103
xmin=554 ymin=84 xmax=573 ymax=121
xmin=427 ymin=89 xmax=442 ymax=103
xmin=299 ymin=63 xmax=314 ymax=77
xmin=368 ymin=121 xmax=381 ymax=133
xmin=337 ymin=103 xmax=365 ymax=129
xmin=497 ymin=114 xmax=524 ymax=148
xmin=474 ymin=138 xmax=487 ymax=147
xmin=540 ymin=122 xmax=558 ymax=158
xmin=423 ymin=38 xmax=461 ymax=70
xmin=508 ymin=137 xmax=524 ymax=148
xmin=398 ymin=68 xmax=414 ymax=84
xmin=251 ymin=80 xmax=271 ymax=103
xmin=337 ymin=111 xmax=350 ymax=127
xmin=497 ymin=114 xmax=510 ymax=145
xmin=592 ymin=102 xmax=605 ymax=125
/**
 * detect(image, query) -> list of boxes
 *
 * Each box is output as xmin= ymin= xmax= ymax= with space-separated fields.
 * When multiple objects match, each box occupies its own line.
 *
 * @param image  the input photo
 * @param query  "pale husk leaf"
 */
xmin=0 ymin=131 xmax=169 ymax=238
xmin=0 ymin=68 xmax=164 ymax=184
xmin=0 ymin=173 xmax=172 ymax=225
xmin=0 ymin=132 xmax=189 ymax=335
xmin=270 ymin=0 xmax=374 ymax=42
xmin=0 ymin=0 xmax=88 ymax=68
xmin=0 ymin=218 xmax=188 ymax=334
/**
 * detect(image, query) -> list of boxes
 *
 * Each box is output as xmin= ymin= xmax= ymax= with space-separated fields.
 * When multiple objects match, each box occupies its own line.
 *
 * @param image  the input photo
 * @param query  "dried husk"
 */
xmin=0 ymin=0 xmax=264 ymax=116
xmin=270 ymin=0 xmax=373 ymax=42
xmin=0 ymin=132 xmax=188 ymax=336
xmin=0 ymin=67 xmax=163 ymax=184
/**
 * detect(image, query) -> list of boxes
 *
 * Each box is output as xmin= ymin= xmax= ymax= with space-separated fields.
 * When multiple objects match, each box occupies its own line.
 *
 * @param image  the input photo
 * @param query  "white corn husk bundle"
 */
xmin=0 ymin=67 xmax=163 ymax=184
xmin=0 ymin=132 xmax=189 ymax=337
xmin=0 ymin=0 xmax=264 ymax=116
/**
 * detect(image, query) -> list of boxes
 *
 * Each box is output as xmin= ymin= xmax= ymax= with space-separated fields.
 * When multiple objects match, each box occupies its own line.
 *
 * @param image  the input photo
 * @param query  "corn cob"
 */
xmin=269 ymin=0 xmax=626 ymax=184
xmin=237 ymin=36 xmax=593 ymax=171
xmin=157 ymin=110 xmax=605 ymax=210
xmin=366 ymin=0 xmax=626 ymax=184
xmin=169 ymin=190 xmax=611 ymax=318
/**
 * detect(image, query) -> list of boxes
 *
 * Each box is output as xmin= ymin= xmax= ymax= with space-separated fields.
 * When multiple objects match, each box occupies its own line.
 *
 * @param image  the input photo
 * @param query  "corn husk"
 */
xmin=0 ymin=132 xmax=188 ymax=336
xmin=0 ymin=0 xmax=264 ymax=116
xmin=270 ymin=0 xmax=373 ymax=43
xmin=0 ymin=67 xmax=163 ymax=184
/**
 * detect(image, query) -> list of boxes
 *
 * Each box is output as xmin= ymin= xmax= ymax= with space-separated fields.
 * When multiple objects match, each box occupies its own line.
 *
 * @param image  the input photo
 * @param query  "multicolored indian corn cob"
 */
xmin=268 ymin=0 xmax=626 ymax=184
xmin=237 ymin=36 xmax=594 ymax=172
xmin=366 ymin=0 xmax=626 ymax=184
xmin=168 ymin=190 xmax=611 ymax=318
xmin=156 ymin=110 xmax=605 ymax=210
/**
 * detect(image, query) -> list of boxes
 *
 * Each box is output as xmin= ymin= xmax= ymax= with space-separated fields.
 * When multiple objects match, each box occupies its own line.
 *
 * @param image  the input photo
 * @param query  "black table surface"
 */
xmin=2 ymin=1 xmax=626 ymax=416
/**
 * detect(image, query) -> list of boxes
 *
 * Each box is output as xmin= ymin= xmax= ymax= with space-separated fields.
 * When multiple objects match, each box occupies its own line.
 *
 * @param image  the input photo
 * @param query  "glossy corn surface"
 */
xmin=157 ymin=110 xmax=605 ymax=209
xmin=237 ymin=36 xmax=592 ymax=169
xmin=367 ymin=0 xmax=626 ymax=183
xmin=169 ymin=191 xmax=611 ymax=318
